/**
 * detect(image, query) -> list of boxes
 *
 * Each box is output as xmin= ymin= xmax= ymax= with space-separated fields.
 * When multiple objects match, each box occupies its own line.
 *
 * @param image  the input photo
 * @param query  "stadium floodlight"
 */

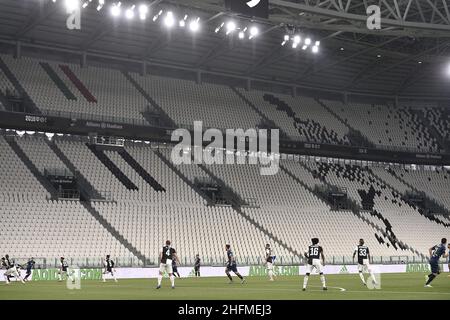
xmin=305 ymin=37 xmax=311 ymax=45
xmin=139 ymin=4 xmax=148 ymax=20
xmin=189 ymin=18 xmax=200 ymax=32
xmin=284 ymin=34 xmax=290 ymax=41
xmin=153 ymin=10 xmax=163 ymax=22
xmin=125 ymin=5 xmax=135 ymax=20
xmin=446 ymin=63 xmax=450 ymax=76
xmin=97 ymin=0 xmax=104 ymax=11
xmin=293 ymin=35 xmax=301 ymax=44
xmin=302 ymin=45 xmax=308 ymax=50
xmin=65 ymin=0 xmax=80 ymax=11
xmin=249 ymin=26 xmax=259 ymax=39
xmin=312 ymin=45 xmax=319 ymax=54
xmin=164 ymin=11 xmax=175 ymax=28
xmin=238 ymin=31 xmax=245 ymax=39
xmin=292 ymin=42 xmax=298 ymax=49
xmin=226 ymin=21 xmax=236 ymax=35
xmin=315 ymin=40 xmax=320 ymax=46
xmin=82 ymin=1 xmax=90 ymax=9
xmin=111 ymin=3 xmax=122 ymax=17
xmin=179 ymin=20 xmax=186 ymax=27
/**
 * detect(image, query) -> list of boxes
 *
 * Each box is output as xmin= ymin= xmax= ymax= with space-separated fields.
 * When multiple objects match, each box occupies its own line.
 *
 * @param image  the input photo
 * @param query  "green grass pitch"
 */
xmin=0 ymin=273 xmax=449 ymax=300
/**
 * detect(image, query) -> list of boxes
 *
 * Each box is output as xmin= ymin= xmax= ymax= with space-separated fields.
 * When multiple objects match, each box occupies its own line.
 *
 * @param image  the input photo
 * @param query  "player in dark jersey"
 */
xmin=225 ymin=244 xmax=245 ymax=284
xmin=265 ymin=244 xmax=276 ymax=281
xmin=302 ymin=238 xmax=327 ymax=291
xmin=425 ymin=238 xmax=447 ymax=287
xmin=157 ymin=240 xmax=180 ymax=289
xmin=194 ymin=254 xmax=201 ymax=277
xmin=58 ymin=257 xmax=75 ymax=283
xmin=23 ymin=258 xmax=35 ymax=282
xmin=172 ymin=259 xmax=181 ymax=278
xmin=102 ymin=255 xmax=118 ymax=282
xmin=353 ymin=239 xmax=377 ymax=286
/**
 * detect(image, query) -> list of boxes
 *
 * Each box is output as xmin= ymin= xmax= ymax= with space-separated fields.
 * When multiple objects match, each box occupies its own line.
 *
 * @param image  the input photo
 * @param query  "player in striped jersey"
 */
xmin=302 ymin=238 xmax=327 ymax=291
xmin=353 ymin=239 xmax=377 ymax=286
xmin=265 ymin=244 xmax=276 ymax=281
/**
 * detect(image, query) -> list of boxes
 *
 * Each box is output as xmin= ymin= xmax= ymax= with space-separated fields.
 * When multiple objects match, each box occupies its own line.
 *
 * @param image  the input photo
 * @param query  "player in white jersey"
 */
xmin=2 ymin=255 xmax=25 ymax=284
xmin=102 ymin=255 xmax=118 ymax=282
xmin=157 ymin=240 xmax=181 ymax=289
xmin=265 ymin=244 xmax=276 ymax=281
xmin=302 ymin=238 xmax=327 ymax=291
xmin=58 ymin=257 xmax=75 ymax=283
xmin=353 ymin=239 xmax=377 ymax=286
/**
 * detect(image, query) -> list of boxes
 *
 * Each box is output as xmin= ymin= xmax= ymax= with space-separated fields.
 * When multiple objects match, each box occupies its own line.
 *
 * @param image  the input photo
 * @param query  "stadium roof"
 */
xmin=0 ymin=0 xmax=449 ymax=99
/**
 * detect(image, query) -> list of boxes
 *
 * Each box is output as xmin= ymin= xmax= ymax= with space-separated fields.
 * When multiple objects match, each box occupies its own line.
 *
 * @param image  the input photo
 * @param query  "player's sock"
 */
xmin=237 ymin=274 xmax=243 ymax=280
xmin=268 ymin=270 xmax=274 ymax=281
xmin=303 ymin=275 xmax=309 ymax=289
xmin=320 ymin=274 xmax=326 ymax=288
xmin=359 ymin=272 xmax=366 ymax=284
xmin=170 ymin=275 xmax=175 ymax=288
xmin=226 ymin=273 xmax=233 ymax=281
xmin=157 ymin=274 xmax=163 ymax=287
xmin=369 ymin=271 xmax=377 ymax=284
xmin=425 ymin=274 xmax=436 ymax=285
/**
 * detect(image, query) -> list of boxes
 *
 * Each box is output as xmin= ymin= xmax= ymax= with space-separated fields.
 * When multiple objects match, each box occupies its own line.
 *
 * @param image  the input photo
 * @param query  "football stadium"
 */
xmin=0 ymin=0 xmax=449 ymax=306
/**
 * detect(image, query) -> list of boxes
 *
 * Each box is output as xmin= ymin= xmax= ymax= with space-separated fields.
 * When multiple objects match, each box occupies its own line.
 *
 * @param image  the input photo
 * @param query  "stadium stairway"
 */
xmin=121 ymin=71 xmax=177 ymax=128
xmin=315 ymin=99 xmax=375 ymax=148
xmin=46 ymin=139 xmax=105 ymax=200
xmin=4 ymin=136 xmax=57 ymax=198
xmin=0 ymin=56 xmax=42 ymax=114
xmin=39 ymin=62 xmax=77 ymax=101
xmin=86 ymin=144 xmax=139 ymax=191
xmin=153 ymin=149 xmax=213 ymax=204
xmin=59 ymin=65 xmax=97 ymax=103
xmin=118 ymin=149 xmax=165 ymax=192
xmin=81 ymin=201 xmax=146 ymax=264
xmin=196 ymin=162 xmax=301 ymax=258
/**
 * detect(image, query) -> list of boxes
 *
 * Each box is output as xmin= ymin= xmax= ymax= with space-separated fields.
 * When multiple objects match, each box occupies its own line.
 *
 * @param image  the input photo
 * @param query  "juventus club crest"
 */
xmin=66 ymin=5 xmax=81 ymax=30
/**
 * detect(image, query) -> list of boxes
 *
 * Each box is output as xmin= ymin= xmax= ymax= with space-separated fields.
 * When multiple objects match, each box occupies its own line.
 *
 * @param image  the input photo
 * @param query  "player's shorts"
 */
xmin=266 ymin=262 xmax=273 ymax=270
xmin=358 ymin=259 xmax=371 ymax=272
xmin=306 ymin=259 xmax=323 ymax=274
xmin=194 ymin=266 xmax=200 ymax=271
xmin=226 ymin=263 xmax=238 ymax=273
xmin=159 ymin=260 xmax=173 ymax=274
xmin=4 ymin=267 xmax=20 ymax=278
xmin=104 ymin=267 xmax=114 ymax=274
xmin=429 ymin=259 xmax=440 ymax=274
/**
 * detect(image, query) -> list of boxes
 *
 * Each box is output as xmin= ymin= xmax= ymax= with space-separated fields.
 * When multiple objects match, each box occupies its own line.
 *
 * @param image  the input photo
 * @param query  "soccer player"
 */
xmin=353 ymin=239 xmax=377 ymax=286
xmin=447 ymin=243 xmax=450 ymax=277
xmin=23 ymin=257 xmax=35 ymax=282
xmin=58 ymin=257 xmax=75 ymax=283
xmin=225 ymin=244 xmax=246 ymax=284
xmin=425 ymin=238 xmax=447 ymax=287
xmin=156 ymin=240 xmax=180 ymax=289
xmin=172 ymin=260 xmax=181 ymax=278
xmin=3 ymin=255 xmax=24 ymax=284
xmin=302 ymin=238 xmax=327 ymax=291
xmin=102 ymin=255 xmax=118 ymax=282
xmin=265 ymin=244 xmax=276 ymax=281
xmin=194 ymin=254 xmax=201 ymax=277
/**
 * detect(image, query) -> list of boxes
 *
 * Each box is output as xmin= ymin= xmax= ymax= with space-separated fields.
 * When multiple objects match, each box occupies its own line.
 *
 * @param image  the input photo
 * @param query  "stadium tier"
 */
xmin=0 ymin=54 xmax=449 ymax=153
xmin=0 ymin=131 xmax=448 ymax=266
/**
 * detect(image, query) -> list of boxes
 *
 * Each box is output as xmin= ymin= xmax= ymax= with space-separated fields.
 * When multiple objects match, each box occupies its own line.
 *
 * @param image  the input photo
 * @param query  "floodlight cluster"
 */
xmin=56 ymin=0 xmax=321 ymax=53
xmin=281 ymin=34 xmax=320 ymax=54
